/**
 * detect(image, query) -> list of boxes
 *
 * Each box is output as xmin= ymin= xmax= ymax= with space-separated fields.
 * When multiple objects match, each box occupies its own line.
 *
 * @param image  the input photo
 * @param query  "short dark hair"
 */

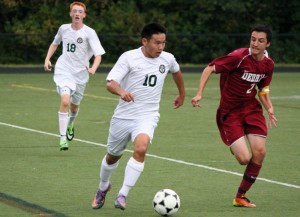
xmin=251 ymin=24 xmax=272 ymax=43
xmin=141 ymin=23 xmax=167 ymax=39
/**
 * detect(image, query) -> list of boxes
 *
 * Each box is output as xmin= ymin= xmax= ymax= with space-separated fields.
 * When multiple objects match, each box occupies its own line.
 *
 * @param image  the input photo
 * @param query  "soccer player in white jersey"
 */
xmin=44 ymin=2 xmax=105 ymax=150
xmin=92 ymin=23 xmax=185 ymax=210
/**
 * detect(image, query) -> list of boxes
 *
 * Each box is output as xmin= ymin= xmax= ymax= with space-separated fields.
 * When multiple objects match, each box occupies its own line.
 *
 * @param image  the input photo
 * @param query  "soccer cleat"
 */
xmin=114 ymin=194 xmax=127 ymax=210
xmin=92 ymin=184 xmax=111 ymax=209
xmin=233 ymin=196 xmax=256 ymax=208
xmin=66 ymin=124 xmax=74 ymax=141
xmin=59 ymin=140 xmax=69 ymax=151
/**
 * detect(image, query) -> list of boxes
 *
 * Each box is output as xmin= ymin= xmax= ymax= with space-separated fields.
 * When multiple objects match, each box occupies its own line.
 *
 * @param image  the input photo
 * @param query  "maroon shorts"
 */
xmin=216 ymin=100 xmax=267 ymax=146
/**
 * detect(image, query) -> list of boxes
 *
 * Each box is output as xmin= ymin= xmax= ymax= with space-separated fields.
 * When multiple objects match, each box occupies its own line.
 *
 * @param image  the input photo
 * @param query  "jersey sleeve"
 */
xmin=209 ymin=49 xmax=243 ymax=74
xmin=52 ymin=25 xmax=63 ymax=45
xmin=257 ymin=61 xmax=274 ymax=89
xmin=89 ymin=29 xmax=105 ymax=57
xmin=169 ymin=55 xmax=180 ymax=73
xmin=106 ymin=53 xmax=130 ymax=84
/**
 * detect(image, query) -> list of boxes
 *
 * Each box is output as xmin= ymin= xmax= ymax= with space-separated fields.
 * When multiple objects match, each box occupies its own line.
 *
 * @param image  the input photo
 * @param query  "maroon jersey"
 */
xmin=209 ymin=48 xmax=274 ymax=110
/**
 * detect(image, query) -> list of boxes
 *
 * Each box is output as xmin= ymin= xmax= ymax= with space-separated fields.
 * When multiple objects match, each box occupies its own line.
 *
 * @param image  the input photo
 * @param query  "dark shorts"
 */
xmin=216 ymin=100 xmax=267 ymax=146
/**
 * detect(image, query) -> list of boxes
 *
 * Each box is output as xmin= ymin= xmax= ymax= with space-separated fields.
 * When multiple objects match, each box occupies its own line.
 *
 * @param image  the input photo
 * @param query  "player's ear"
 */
xmin=141 ymin=38 xmax=148 ymax=46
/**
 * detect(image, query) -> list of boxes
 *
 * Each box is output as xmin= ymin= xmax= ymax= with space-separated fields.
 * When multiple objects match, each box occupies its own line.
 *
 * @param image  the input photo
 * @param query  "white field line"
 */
xmin=1 ymin=121 xmax=300 ymax=190
xmin=271 ymin=95 xmax=300 ymax=100
xmin=11 ymin=84 xmax=118 ymax=101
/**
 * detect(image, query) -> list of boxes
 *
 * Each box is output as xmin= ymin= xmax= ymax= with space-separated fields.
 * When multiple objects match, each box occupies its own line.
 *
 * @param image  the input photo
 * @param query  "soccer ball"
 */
xmin=153 ymin=189 xmax=180 ymax=216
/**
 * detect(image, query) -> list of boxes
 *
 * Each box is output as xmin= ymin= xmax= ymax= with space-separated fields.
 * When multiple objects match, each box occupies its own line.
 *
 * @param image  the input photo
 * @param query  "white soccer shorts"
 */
xmin=107 ymin=117 xmax=159 ymax=156
xmin=56 ymin=83 xmax=86 ymax=105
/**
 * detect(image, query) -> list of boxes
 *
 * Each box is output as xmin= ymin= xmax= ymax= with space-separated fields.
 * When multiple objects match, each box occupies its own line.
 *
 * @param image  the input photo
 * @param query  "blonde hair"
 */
xmin=70 ymin=2 xmax=86 ymax=12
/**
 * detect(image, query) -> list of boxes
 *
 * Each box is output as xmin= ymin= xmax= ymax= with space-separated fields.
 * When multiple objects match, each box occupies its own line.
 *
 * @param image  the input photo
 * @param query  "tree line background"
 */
xmin=0 ymin=0 xmax=299 ymax=64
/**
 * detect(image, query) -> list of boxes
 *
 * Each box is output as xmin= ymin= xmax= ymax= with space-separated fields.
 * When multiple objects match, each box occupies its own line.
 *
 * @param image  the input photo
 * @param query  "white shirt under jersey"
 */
xmin=107 ymin=47 xmax=180 ymax=119
xmin=53 ymin=24 xmax=105 ymax=89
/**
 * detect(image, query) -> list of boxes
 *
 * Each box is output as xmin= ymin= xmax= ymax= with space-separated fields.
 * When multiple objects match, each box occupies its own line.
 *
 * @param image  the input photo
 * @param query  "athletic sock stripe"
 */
xmin=243 ymin=174 xmax=256 ymax=183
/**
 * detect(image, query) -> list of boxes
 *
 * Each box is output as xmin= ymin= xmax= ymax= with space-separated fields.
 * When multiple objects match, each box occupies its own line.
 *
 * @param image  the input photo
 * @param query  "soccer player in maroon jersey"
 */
xmin=191 ymin=24 xmax=277 ymax=208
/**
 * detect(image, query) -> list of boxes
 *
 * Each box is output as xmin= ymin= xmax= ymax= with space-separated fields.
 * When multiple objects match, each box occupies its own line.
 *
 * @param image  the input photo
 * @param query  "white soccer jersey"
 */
xmin=107 ymin=47 xmax=180 ymax=119
xmin=53 ymin=24 xmax=105 ymax=88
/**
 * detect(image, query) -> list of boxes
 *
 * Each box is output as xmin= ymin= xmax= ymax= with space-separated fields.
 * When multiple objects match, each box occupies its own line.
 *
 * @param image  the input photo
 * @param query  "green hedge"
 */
xmin=0 ymin=0 xmax=299 ymax=64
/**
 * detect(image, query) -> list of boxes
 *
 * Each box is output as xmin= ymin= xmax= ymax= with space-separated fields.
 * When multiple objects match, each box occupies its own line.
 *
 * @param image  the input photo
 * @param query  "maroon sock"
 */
xmin=236 ymin=161 xmax=262 ymax=198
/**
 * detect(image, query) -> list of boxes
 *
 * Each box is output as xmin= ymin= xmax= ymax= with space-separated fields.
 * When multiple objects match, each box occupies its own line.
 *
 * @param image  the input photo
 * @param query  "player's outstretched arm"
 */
xmin=191 ymin=65 xmax=214 ymax=107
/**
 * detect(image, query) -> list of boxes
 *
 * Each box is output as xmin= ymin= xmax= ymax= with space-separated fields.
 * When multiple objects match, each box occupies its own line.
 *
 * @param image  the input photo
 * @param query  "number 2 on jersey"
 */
xmin=246 ymin=83 xmax=256 ymax=94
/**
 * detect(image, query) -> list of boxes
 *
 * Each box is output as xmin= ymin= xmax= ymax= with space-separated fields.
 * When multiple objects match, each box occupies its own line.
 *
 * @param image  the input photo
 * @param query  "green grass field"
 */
xmin=0 ymin=71 xmax=299 ymax=217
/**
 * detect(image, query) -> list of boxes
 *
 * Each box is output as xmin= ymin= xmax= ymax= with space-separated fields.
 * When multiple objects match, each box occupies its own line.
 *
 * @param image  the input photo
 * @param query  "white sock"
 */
xmin=58 ymin=112 xmax=68 ymax=141
xmin=119 ymin=157 xmax=144 ymax=197
xmin=68 ymin=109 xmax=79 ymax=126
xmin=99 ymin=155 xmax=119 ymax=191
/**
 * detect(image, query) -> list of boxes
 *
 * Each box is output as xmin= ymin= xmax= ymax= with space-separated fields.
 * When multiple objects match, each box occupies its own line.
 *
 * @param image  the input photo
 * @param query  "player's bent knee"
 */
xmin=236 ymin=156 xmax=250 ymax=165
xmin=61 ymin=99 xmax=70 ymax=108
xmin=135 ymin=147 xmax=147 ymax=156
xmin=253 ymin=148 xmax=266 ymax=160
xmin=133 ymin=146 xmax=148 ymax=160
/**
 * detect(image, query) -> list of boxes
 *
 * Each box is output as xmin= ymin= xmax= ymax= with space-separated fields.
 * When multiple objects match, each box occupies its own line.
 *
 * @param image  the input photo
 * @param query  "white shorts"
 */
xmin=107 ymin=117 xmax=159 ymax=156
xmin=56 ymin=83 xmax=86 ymax=105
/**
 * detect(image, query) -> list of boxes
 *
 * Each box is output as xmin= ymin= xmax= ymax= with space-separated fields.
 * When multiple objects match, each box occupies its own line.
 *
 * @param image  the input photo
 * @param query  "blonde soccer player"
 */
xmin=44 ymin=2 xmax=105 ymax=150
